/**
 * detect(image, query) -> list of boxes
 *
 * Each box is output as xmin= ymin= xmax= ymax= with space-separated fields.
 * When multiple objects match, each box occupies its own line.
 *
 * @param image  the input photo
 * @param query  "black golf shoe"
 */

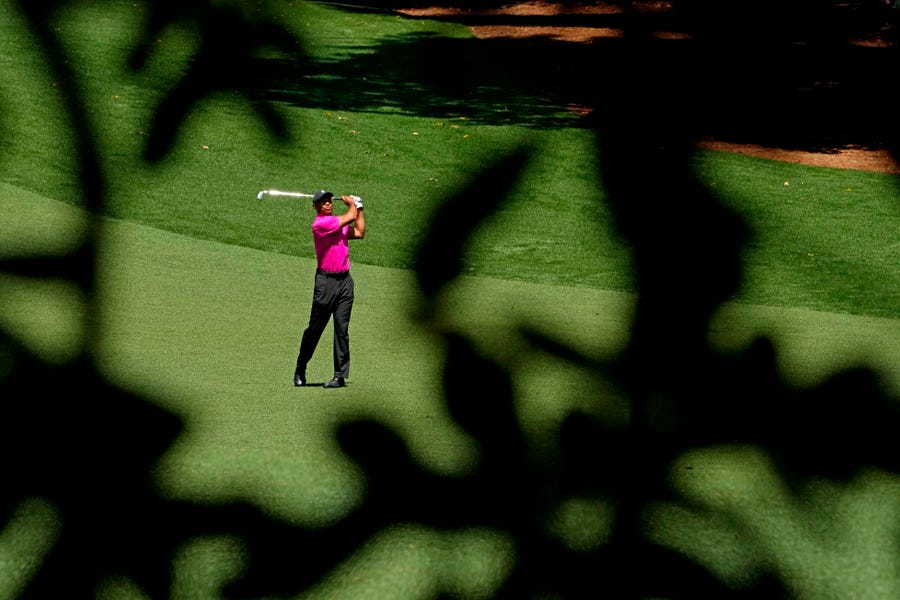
xmin=323 ymin=376 xmax=345 ymax=388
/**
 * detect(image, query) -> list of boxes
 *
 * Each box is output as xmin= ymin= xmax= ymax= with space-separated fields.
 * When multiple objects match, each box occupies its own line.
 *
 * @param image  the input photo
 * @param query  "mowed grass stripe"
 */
xmin=3 ymin=0 xmax=895 ymax=320
xmin=3 ymin=190 xmax=898 ymax=523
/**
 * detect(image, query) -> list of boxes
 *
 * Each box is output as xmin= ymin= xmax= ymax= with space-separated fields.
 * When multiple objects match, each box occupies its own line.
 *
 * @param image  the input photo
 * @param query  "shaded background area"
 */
xmin=308 ymin=0 xmax=900 ymax=155
xmin=1 ymin=1 xmax=899 ymax=598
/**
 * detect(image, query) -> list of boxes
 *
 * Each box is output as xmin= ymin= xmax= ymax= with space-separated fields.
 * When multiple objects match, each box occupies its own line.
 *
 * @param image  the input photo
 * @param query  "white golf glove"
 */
xmin=351 ymin=195 xmax=364 ymax=209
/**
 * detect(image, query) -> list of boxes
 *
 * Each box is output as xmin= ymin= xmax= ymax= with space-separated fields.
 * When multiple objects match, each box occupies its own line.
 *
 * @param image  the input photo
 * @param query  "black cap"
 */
xmin=313 ymin=190 xmax=334 ymax=203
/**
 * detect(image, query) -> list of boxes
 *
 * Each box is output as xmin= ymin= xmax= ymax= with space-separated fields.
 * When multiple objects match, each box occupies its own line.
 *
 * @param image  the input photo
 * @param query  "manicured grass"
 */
xmin=2 ymin=189 xmax=898 ymax=598
xmin=1 ymin=1 xmax=898 ymax=597
xmin=1 ymin=0 xmax=896 ymax=318
xmin=695 ymin=151 xmax=900 ymax=318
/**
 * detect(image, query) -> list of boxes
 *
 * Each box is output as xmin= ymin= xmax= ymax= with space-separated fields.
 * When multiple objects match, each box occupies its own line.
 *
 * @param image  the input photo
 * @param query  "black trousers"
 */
xmin=296 ymin=271 xmax=354 ymax=378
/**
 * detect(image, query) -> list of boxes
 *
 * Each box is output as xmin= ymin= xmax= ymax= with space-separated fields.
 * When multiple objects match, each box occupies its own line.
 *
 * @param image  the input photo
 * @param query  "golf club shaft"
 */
xmin=258 ymin=190 xmax=315 ymax=199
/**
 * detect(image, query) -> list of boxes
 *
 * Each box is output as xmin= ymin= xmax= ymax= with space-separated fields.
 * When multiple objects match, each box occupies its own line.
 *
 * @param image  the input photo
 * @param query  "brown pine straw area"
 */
xmin=399 ymin=1 xmax=900 ymax=174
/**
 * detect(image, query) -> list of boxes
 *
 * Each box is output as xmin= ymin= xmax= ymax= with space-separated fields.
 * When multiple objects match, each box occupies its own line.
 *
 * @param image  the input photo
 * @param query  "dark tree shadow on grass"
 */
xmin=1 ymin=1 xmax=899 ymax=599
xmin=297 ymin=0 xmax=900 ymax=156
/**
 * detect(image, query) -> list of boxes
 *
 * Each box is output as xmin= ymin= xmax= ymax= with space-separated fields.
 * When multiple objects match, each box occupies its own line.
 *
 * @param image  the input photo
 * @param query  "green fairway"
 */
xmin=2 ymin=0 xmax=899 ymax=598
xmin=3 ymin=186 xmax=899 ymax=597
xmin=2 ymin=0 xmax=895 ymax=317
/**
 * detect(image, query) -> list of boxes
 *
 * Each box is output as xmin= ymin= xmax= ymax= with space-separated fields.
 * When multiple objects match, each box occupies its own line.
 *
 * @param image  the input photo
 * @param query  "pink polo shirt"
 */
xmin=312 ymin=215 xmax=350 ymax=273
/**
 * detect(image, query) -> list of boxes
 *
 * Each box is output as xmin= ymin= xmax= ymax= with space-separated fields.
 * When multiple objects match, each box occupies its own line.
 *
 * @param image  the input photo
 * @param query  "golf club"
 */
xmin=257 ymin=190 xmax=317 ymax=200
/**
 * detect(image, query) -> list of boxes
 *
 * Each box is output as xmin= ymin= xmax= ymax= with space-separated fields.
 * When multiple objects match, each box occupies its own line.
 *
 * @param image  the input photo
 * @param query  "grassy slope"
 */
xmin=1 ymin=0 xmax=899 ymax=596
xmin=698 ymin=152 xmax=900 ymax=318
xmin=3 ymin=185 xmax=898 ymax=502
xmin=1 ymin=0 xmax=895 ymax=318
xmin=2 ymin=186 xmax=899 ymax=597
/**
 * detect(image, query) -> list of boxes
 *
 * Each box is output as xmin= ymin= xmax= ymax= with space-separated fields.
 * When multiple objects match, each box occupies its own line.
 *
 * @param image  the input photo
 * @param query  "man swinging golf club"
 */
xmin=294 ymin=190 xmax=366 ymax=388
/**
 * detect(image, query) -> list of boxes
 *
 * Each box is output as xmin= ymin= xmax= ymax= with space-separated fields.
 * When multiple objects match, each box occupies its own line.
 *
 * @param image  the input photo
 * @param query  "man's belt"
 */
xmin=317 ymin=269 xmax=350 ymax=279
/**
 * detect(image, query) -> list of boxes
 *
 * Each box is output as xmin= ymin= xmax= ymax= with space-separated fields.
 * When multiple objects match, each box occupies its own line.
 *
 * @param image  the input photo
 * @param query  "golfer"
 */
xmin=294 ymin=190 xmax=366 ymax=388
